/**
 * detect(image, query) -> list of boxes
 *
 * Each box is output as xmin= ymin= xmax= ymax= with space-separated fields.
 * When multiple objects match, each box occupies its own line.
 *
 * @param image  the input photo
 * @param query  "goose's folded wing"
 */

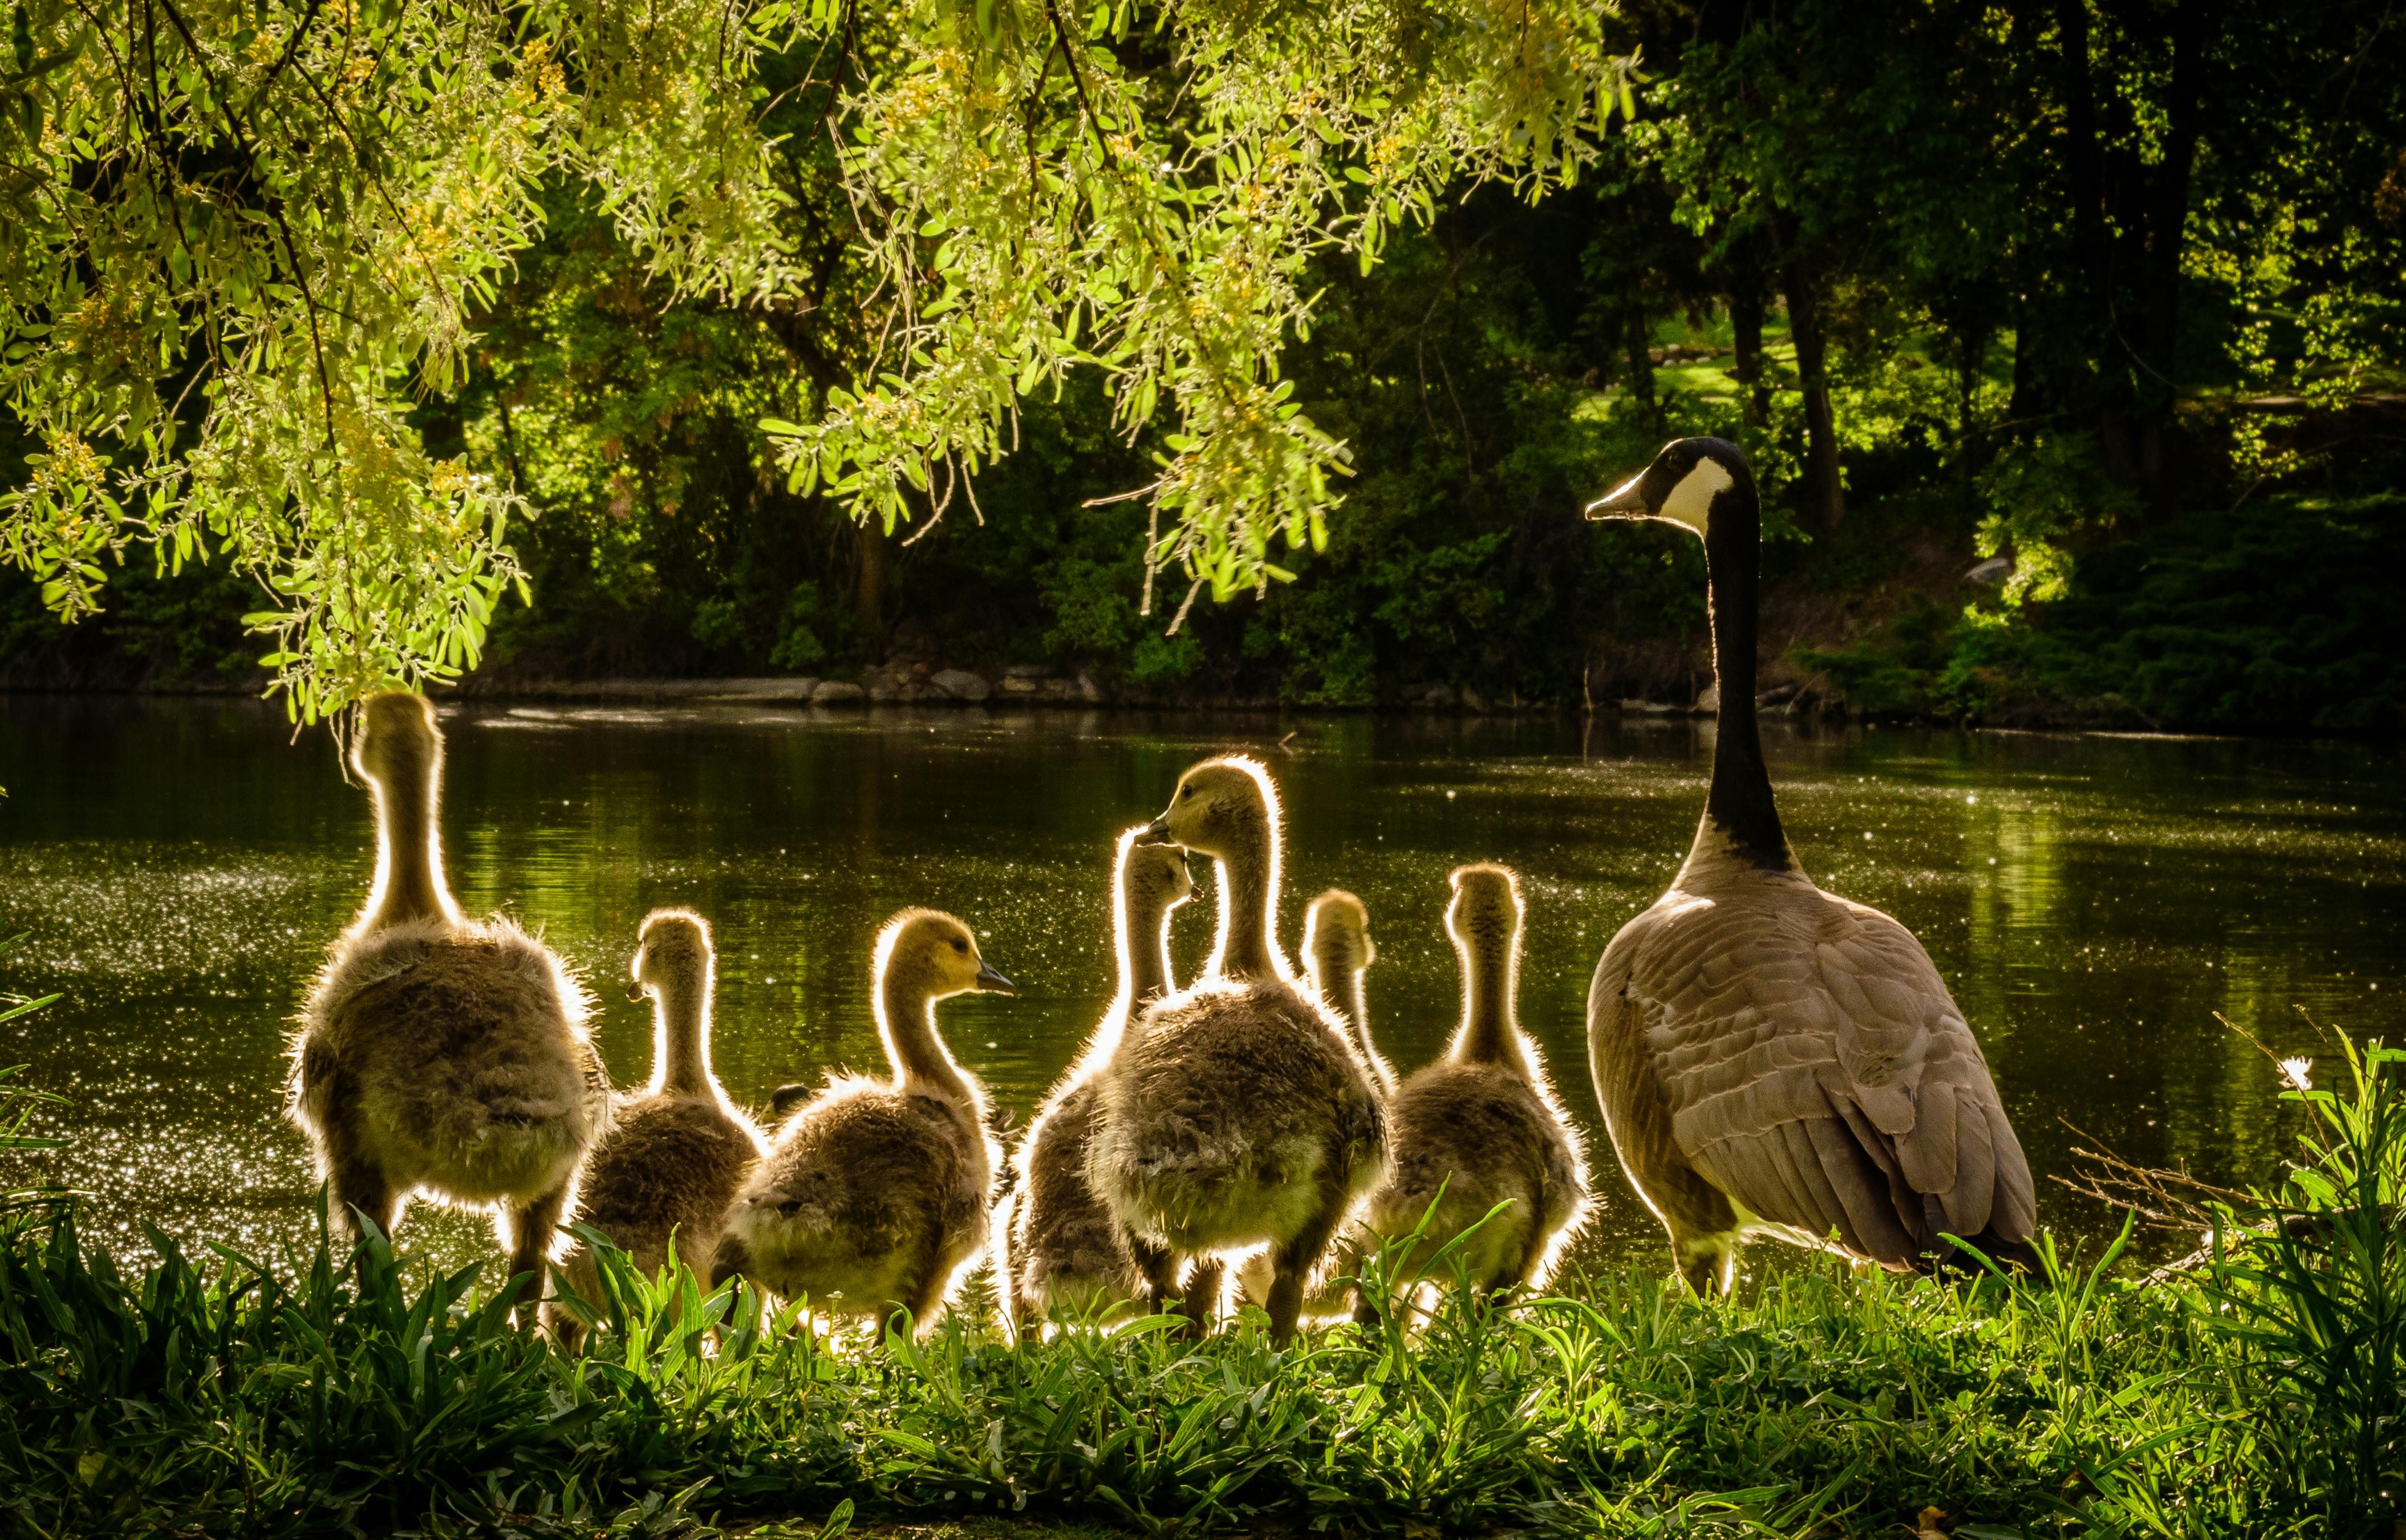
xmin=1823 ymin=899 xmax=2036 ymax=1244
xmin=1629 ymin=889 xmax=2032 ymax=1259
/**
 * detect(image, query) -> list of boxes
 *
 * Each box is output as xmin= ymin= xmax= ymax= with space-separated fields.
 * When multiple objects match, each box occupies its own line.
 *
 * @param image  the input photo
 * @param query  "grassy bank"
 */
xmin=2 ymin=1035 xmax=2399 ymax=1540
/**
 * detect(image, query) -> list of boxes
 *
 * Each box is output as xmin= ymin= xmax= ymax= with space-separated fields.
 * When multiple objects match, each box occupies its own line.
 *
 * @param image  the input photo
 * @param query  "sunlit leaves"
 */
xmin=0 ymin=0 xmax=792 ymax=720
xmin=764 ymin=0 xmax=1622 ymax=621
xmin=1 ymin=0 xmax=1618 ymax=713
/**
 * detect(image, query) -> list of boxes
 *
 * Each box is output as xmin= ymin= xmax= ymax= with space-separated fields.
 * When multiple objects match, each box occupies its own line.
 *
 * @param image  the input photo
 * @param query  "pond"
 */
xmin=3 ymin=695 xmax=2403 ymax=1285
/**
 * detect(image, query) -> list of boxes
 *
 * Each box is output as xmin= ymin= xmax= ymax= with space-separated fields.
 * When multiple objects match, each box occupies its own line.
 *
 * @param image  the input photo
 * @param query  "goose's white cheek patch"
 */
xmin=1659 ymin=458 xmax=1733 ymax=535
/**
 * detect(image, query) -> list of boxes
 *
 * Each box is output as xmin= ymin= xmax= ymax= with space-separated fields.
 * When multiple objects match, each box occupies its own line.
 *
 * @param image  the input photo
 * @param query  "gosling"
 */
xmin=289 ymin=692 xmax=609 ymax=1316
xmin=1236 ymin=888 xmax=1389 ymax=1321
xmin=1086 ymin=756 xmax=1388 ymax=1344
xmin=549 ymin=909 xmax=766 ymax=1344
xmin=1003 ymin=830 xmax=1194 ymax=1334
xmin=712 ymin=909 xmax=1013 ymax=1336
xmin=1357 ymin=864 xmax=1588 ymax=1315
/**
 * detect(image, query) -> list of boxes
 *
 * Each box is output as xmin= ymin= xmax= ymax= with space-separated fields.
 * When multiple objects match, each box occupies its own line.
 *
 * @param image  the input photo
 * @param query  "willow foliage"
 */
xmin=0 ymin=0 xmax=1625 ymax=718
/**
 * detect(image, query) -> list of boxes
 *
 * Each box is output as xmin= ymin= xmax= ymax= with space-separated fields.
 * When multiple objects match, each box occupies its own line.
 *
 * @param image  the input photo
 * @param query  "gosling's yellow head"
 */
xmin=1141 ymin=755 xmax=1277 ymax=861
xmin=1120 ymin=831 xmax=1196 ymax=918
xmin=1303 ymin=889 xmax=1375 ymax=972
xmin=1445 ymin=863 xmax=1524 ymax=957
xmin=875 ymin=908 xmax=1015 ymax=999
xmin=630 ymin=908 xmax=713 ymax=1003
xmin=352 ymin=692 xmax=440 ymax=786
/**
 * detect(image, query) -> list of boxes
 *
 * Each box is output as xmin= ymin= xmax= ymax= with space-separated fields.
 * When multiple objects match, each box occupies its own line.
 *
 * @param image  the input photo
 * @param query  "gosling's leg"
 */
xmin=892 ymin=1230 xmax=955 ymax=1345
xmin=1267 ymin=1169 xmax=1351 ymax=1347
xmin=1175 ymin=1259 xmax=1224 ymax=1340
xmin=328 ymin=1159 xmax=396 ymax=1250
xmin=325 ymin=1129 xmax=398 ymax=1293
xmin=503 ymin=1182 xmax=571 ymax=1327
xmin=707 ymin=1233 xmax=755 ymax=1331
xmin=1130 ymin=1229 xmax=1180 ymax=1314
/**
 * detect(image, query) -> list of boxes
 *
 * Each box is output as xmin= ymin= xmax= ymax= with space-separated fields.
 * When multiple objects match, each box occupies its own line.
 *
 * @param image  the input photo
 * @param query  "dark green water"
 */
xmin=3 ymin=696 xmax=2402 ymax=1281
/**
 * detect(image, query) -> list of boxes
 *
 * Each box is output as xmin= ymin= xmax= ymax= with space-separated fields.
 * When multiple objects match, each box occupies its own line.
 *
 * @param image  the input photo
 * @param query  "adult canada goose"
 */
xmin=549 ymin=910 xmax=766 ymax=1343
xmin=711 ymin=909 xmax=1013 ymax=1335
xmin=1003 ymin=830 xmax=1195 ymax=1332
xmin=1583 ymin=438 xmax=2036 ymax=1293
xmin=1358 ymin=864 xmax=1588 ymax=1312
xmin=290 ymin=692 xmax=609 ymax=1317
xmin=1086 ymin=756 xmax=1388 ymax=1343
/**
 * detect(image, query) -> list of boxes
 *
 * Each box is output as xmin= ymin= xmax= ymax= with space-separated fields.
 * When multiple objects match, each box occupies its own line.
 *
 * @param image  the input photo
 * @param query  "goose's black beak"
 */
xmin=1134 ymin=816 xmax=1174 ymax=846
xmin=975 ymin=961 xmax=1017 ymax=996
xmin=1584 ymin=472 xmax=1652 ymax=521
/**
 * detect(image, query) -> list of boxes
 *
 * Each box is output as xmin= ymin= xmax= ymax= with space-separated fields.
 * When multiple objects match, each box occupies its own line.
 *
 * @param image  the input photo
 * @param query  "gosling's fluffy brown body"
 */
xmin=1089 ymin=977 xmax=1386 ymax=1263
xmin=713 ymin=909 xmax=1011 ymax=1334
xmin=554 ymin=912 xmax=763 ymax=1326
xmin=290 ymin=694 xmax=607 ymax=1306
xmin=1006 ymin=835 xmax=1193 ymax=1330
xmin=562 ymin=1097 xmax=760 ymax=1290
xmin=716 ymin=1075 xmax=993 ymax=1326
xmin=1367 ymin=1063 xmax=1585 ymax=1290
xmin=1087 ymin=756 xmax=1387 ymax=1343
xmin=1235 ymin=889 xmax=1387 ymax=1320
xmin=1009 ymin=1078 xmax=1131 ymax=1323
xmin=1361 ymin=866 xmax=1588 ymax=1300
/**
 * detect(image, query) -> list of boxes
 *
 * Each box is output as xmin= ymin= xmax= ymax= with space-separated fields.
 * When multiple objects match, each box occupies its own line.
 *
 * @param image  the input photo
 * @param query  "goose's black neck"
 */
xmin=1702 ymin=482 xmax=1793 ymax=871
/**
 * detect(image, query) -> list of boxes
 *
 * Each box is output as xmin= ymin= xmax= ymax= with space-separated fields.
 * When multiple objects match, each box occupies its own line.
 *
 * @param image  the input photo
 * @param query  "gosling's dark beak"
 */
xmin=1584 ymin=472 xmax=1652 ymax=521
xmin=974 ymin=961 xmax=1017 ymax=996
xmin=1133 ymin=816 xmax=1174 ymax=846
xmin=626 ymin=980 xmax=647 ymax=1004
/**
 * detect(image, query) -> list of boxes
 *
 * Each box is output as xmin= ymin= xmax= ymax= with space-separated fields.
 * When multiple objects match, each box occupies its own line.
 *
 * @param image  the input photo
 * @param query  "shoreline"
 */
xmin=0 ymin=675 xmax=2290 ymax=742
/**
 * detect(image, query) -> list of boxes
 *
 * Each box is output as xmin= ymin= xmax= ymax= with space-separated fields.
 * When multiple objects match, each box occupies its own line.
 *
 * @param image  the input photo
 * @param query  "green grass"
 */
xmin=1 ymin=1041 xmax=2398 ymax=1540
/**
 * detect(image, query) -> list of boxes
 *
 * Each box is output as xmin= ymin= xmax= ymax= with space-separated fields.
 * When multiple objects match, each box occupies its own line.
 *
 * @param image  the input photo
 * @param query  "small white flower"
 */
xmin=2279 ymin=1057 xmax=2313 ymax=1092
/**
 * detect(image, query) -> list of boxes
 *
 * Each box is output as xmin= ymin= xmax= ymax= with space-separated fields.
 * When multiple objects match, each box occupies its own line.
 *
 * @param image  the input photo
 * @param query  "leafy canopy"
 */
xmin=0 ymin=0 xmax=1625 ymax=717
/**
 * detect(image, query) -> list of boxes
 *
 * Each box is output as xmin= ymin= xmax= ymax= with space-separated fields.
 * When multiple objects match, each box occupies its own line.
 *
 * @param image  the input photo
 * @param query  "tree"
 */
xmin=0 ymin=0 xmax=1627 ymax=718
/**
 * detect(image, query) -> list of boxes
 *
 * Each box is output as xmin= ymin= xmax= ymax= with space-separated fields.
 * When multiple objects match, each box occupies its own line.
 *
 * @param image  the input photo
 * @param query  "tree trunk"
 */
xmin=1957 ymin=323 xmax=1987 ymax=483
xmin=855 ymin=519 xmax=885 ymax=650
xmin=1624 ymin=306 xmax=1657 ymax=426
xmin=1731 ymin=283 xmax=1770 ymax=430
xmin=2054 ymin=0 xmax=2137 ymax=479
xmin=2135 ymin=0 xmax=2216 ymax=509
xmin=1783 ymin=262 xmax=1845 ymax=530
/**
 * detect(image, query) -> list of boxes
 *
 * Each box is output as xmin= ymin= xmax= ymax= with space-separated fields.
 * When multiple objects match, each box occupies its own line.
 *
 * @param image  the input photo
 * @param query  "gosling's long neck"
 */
xmin=878 ymin=969 xmax=975 ymax=1103
xmin=650 ymin=966 xmax=716 ymax=1099
xmin=1210 ymin=810 xmax=1281 ymax=983
xmin=1697 ymin=484 xmax=1795 ymax=874
xmin=361 ymin=750 xmax=455 ymax=932
xmin=1449 ymin=924 xmax=1520 ymax=1070
xmin=1123 ymin=891 xmax=1179 ymax=1007
xmin=1310 ymin=942 xmax=1388 ymax=1093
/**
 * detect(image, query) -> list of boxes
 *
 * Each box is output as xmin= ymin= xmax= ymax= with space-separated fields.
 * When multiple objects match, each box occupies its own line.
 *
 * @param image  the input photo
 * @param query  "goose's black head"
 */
xmin=1584 ymin=437 xmax=1754 ymax=540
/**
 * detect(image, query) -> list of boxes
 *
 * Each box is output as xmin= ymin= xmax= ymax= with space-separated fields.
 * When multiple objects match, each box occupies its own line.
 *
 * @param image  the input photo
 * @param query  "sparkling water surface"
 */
xmin=3 ymin=696 xmax=2401 ymax=1283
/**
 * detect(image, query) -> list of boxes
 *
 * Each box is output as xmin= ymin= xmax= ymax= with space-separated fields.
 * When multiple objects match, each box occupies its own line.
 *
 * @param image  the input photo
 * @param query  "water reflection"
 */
xmin=3 ymin=698 xmax=2401 ymax=1280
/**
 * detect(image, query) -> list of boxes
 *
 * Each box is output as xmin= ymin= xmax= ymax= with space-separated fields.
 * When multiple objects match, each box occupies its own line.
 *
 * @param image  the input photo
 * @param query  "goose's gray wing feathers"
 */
xmin=1616 ymin=878 xmax=2034 ymax=1260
